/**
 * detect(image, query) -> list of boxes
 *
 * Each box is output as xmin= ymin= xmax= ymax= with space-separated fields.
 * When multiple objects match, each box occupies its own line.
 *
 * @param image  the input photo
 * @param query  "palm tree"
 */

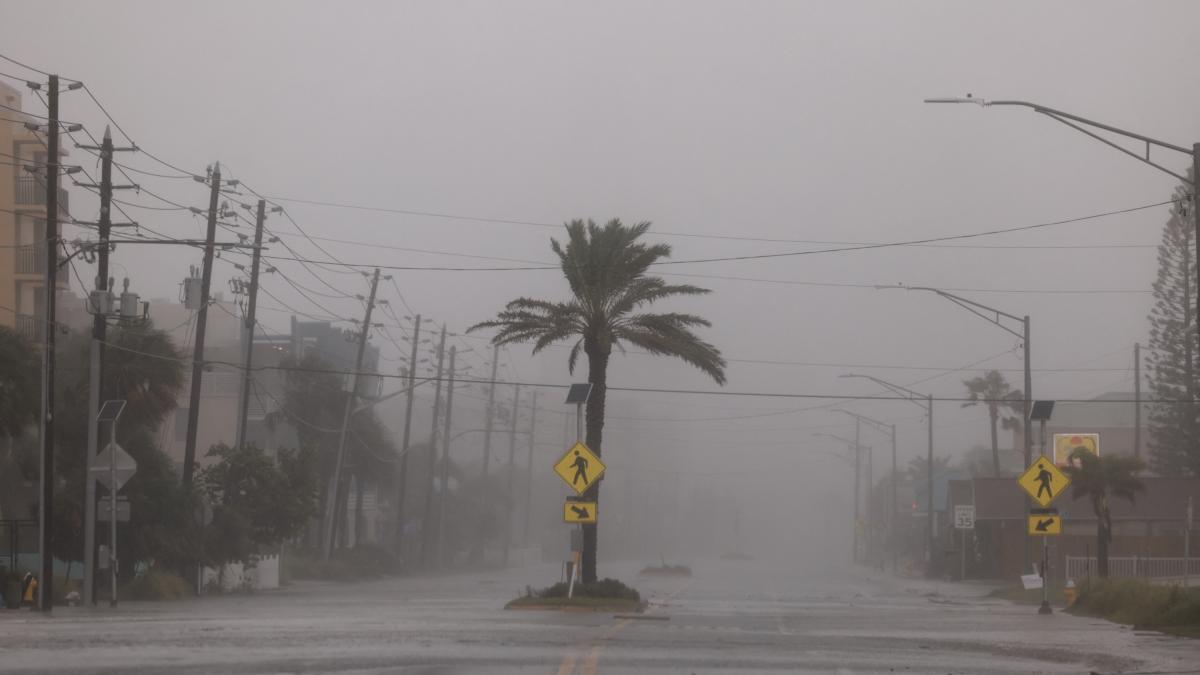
xmin=470 ymin=219 xmax=726 ymax=582
xmin=1062 ymin=448 xmax=1145 ymax=578
xmin=962 ymin=370 xmax=1023 ymax=477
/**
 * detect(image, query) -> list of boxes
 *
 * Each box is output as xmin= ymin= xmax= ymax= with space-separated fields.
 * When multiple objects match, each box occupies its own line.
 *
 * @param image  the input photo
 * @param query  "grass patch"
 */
xmin=1069 ymin=578 xmax=1200 ymax=636
xmin=122 ymin=568 xmax=193 ymax=601
xmin=284 ymin=545 xmax=398 ymax=582
xmin=506 ymin=577 xmax=644 ymax=611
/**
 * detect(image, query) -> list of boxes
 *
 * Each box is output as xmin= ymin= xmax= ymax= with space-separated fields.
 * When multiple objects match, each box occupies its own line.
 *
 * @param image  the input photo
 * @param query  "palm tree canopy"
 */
xmin=1062 ymin=448 xmax=1146 ymax=504
xmin=962 ymin=370 xmax=1023 ymax=420
xmin=469 ymin=219 xmax=727 ymax=384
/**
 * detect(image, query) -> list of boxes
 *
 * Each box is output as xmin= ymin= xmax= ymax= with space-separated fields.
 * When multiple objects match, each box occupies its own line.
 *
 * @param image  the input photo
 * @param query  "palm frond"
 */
xmin=615 ymin=313 xmax=726 ymax=384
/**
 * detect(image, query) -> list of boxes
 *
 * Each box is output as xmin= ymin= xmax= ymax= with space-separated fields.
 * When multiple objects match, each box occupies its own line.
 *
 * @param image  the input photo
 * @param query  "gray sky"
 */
xmin=5 ymin=0 xmax=1197 ymax=554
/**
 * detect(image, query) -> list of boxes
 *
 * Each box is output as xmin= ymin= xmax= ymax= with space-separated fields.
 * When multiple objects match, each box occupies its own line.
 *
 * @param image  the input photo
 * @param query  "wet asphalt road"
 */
xmin=0 ymin=557 xmax=1197 ymax=674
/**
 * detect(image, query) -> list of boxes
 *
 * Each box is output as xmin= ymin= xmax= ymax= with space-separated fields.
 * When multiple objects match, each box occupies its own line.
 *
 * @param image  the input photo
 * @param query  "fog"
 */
xmin=4 ymin=0 xmax=1198 ymax=575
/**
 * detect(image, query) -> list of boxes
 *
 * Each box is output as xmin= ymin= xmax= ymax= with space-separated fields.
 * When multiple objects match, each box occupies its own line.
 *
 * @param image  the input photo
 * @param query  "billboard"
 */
xmin=1052 ymin=433 xmax=1099 ymax=466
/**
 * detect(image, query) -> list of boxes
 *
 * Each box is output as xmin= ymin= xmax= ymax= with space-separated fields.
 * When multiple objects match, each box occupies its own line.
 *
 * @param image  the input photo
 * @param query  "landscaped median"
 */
xmin=506 ymin=578 xmax=645 ymax=612
xmin=1068 ymin=579 xmax=1200 ymax=637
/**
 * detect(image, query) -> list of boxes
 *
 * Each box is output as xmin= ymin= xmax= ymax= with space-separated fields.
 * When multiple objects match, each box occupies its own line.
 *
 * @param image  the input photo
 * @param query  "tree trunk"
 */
xmin=988 ymin=407 xmax=1000 ymax=477
xmin=354 ymin=471 xmax=366 ymax=547
xmin=581 ymin=344 xmax=609 ymax=584
xmin=1097 ymin=498 xmax=1111 ymax=578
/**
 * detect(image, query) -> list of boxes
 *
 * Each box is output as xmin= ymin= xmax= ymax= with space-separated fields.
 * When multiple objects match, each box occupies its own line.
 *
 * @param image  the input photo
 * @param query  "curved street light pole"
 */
xmin=925 ymin=95 xmax=1199 ymax=348
xmin=834 ymin=409 xmax=898 ymax=573
xmin=813 ymin=432 xmax=867 ymax=563
xmin=840 ymin=374 xmax=935 ymax=573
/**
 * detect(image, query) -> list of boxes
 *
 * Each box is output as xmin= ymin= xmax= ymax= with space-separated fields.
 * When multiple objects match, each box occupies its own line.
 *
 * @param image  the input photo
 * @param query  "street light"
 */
xmin=925 ymin=95 xmax=1199 ymax=344
xmin=832 ymin=409 xmax=898 ymax=573
xmin=840 ymin=373 xmax=935 ymax=572
xmin=813 ymin=431 xmax=868 ymax=564
xmin=878 ymin=284 xmax=1032 ymax=469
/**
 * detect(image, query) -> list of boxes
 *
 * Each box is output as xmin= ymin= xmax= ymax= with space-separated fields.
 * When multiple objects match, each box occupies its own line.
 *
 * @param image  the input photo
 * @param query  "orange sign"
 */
xmin=1053 ymin=433 xmax=1099 ymax=466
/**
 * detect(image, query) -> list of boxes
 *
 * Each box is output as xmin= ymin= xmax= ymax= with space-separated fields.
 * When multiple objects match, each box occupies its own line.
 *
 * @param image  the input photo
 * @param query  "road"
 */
xmin=0 ymin=557 xmax=1196 ymax=674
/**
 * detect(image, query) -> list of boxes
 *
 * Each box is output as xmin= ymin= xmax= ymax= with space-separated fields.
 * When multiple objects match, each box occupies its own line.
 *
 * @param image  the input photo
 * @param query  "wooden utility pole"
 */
xmin=234 ymin=200 xmax=269 ymax=449
xmin=323 ymin=268 xmax=381 ymax=560
xmin=503 ymin=384 xmax=520 ymax=566
xmin=481 ymin=344 xmax=500 ymax=476
xmin=393 ymin=314 xmax=421 ymax=555
xmin=436 ymin=345 xmax=457 ymax=566
xmin=420 ymin=325 xmax=447 ymax=567
xmin=523 ymin=391 xmax=538 ymax=546
xmin=76 ymin=126 xmax=135 ymax=605
xmin=37 ymin=74 xmax=60 ymax=611
xmin=182 ymin=162 xmax=224 ymax=488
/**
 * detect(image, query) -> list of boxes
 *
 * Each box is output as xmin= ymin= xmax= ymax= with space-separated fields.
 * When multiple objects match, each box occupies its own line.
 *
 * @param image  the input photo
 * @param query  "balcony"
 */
xmin=15 ymin=244 xmax=43 ymax=275
xmin=15 ymin=314 xmax=41 ymax=342
xmin=14 ymin=176 xmax=70 ymax=212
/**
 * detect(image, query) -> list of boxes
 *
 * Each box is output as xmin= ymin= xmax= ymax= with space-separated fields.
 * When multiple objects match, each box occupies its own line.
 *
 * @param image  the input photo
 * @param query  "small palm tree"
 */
xmin=470 ymin=219 xmax=726 ymax=583
xmin=1062 ymin=448 xmax=1145 ymax=578
xmin=962 ymin=370 xmax=1023 ymax=477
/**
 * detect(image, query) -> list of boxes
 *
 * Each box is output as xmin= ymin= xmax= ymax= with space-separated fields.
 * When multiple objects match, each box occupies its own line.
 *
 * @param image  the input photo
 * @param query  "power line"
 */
xmin=252 ymin=198 xmax=1181 ymax=273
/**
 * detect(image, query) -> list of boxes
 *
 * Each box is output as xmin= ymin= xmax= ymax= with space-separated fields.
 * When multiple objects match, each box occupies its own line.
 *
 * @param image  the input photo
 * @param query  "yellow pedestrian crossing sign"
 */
xmin=1017 ymin=458 xmax=1070 ymax=508
xmin=554 ymin=441 xmax=606 ymax=495
xmin=1028 ymin=513 xmax=1062 ymax=536
xmin=563 ymin=500 xmax=597 ymax=524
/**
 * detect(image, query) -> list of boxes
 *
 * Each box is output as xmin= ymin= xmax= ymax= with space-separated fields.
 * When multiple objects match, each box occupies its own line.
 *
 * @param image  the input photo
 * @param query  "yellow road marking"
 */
xmin=555 ymin=652 xmax=578 ymax=675
xmin=555 ymin=577 xmax=691 ymax=674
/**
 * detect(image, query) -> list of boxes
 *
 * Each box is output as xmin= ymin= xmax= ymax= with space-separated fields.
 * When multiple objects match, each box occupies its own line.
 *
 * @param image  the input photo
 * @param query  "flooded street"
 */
xmin=1 ymin=558 xmax=1195 ymax=674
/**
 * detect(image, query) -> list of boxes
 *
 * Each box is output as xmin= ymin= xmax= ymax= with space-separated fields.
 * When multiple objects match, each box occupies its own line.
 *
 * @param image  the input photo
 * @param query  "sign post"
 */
xmin=1186 ymin=496 xmax=1193 ymax=589
xmin=1018 ymin=412 xmax=1069 ymax=616
xmin=562 ymin=384 xmax=593 ymax=599
xmin=954 ymin=505 xmax=975 ymax=580
xmin=92 ymin=400 xmax=130 ymax=608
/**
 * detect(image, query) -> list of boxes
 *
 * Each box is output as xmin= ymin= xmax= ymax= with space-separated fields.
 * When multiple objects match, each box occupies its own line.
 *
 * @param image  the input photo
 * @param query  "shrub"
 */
xmin=1072 ymin=579 xmax=1200 ymax=630
xmin=535 ymin=577 xmax=640 ymax=601
xmin=123 ymin=568 xmax=193 ymax=601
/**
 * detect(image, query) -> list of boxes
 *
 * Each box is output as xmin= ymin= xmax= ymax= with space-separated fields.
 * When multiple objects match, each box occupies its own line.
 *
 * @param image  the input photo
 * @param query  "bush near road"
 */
xmin=1070 ymin=579 xmax=1200 ymax=637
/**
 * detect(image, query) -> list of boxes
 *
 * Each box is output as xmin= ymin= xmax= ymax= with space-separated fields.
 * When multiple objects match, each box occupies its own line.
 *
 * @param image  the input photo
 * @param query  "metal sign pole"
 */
xmin=109 ymin=420 xmax=118 ymax=608
xmin=1185 ymin=496 xmax=1192 ymax=588
xmin=1039 ymin=418 xmax=1050 ymax=615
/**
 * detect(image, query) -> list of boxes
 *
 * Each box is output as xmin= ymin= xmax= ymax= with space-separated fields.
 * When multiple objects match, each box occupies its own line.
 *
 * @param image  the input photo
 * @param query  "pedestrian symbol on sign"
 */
xmin=1018 ymin=459 xmax=1070 ymax=508
xmin=1035 ymin=463 xmax=1054 ymax=500
xmin=571 ymin=450 xmax=589 ymax=486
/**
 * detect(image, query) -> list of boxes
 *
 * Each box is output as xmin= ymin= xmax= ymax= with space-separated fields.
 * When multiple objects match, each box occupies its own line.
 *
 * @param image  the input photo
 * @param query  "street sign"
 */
xmin=553 ymin=441 xmax=606 ymax=495
xmin=91 ymin=442 xmax=137 ymax=491
xmin=1028 ymin=513 xmax=1062 ymax=536
xmin=1017 ymin=458 xmax=1070 ymax=508
xmin=954 ymin=505 xmax=975 ymax=530
xmin=563 ymin=500 xmax=598 ymax=524
xmin=1053 ymin=433 xmax=1099 ymax=466
xmin=97 ymin=498 xmax=131 ymax=523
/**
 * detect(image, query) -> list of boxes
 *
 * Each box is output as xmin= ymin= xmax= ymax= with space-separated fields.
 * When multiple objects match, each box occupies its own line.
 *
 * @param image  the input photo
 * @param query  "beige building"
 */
xmin=0 ymin=80 xmax=70 ymax=341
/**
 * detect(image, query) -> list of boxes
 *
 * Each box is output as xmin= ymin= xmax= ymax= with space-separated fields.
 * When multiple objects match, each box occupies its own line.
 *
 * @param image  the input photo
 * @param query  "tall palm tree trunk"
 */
xmin=582 ymin=345 xmax=609 ymax=584
xmin=989 ymin=408 xmax=1000 ymax=477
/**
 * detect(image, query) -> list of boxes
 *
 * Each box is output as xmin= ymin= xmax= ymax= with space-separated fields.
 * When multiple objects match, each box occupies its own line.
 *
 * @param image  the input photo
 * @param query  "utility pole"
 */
xmin=420 ymin=324 xmax=447 ymax=567
xmin=37 ymin=74 xmax=60 ymax=612
xmin=182 ymin=162 xmax=223 ymax=488
xmin=890 ymin=423 xmax=898 ymax=574
xmin=323 ymin=268 xmax=381 ymax=560
xmin=481 ymin=344 xmax=500 ymax=476
xmin=435 ymin=345 xmax=457 ymax=567
xmin=853 ymin=417 xmax=860 ymax=564
xmin=927 ymin=394 xmax=935 ymax=570
xmin=76 ymin=126 xmax=135 ymax=605
xmin=234 ymin=200 xmax=268 ymax=449
xmin=523 ymin=391 xmax=538 ymax=547
xmin=503 ymin=384 xmax=521 ymax=566
xmin=393 ymin=314 xmax=421 ymax=556
xmin=1134 ymin=342 xmax=1142 ymax=460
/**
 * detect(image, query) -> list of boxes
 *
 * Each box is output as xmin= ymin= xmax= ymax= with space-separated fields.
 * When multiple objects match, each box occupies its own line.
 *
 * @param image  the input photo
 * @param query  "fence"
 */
xmin=0 ymin=520 xmax=39 ymax=574
xmin=1067 ymin=555 xmax=1200 ymax=580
